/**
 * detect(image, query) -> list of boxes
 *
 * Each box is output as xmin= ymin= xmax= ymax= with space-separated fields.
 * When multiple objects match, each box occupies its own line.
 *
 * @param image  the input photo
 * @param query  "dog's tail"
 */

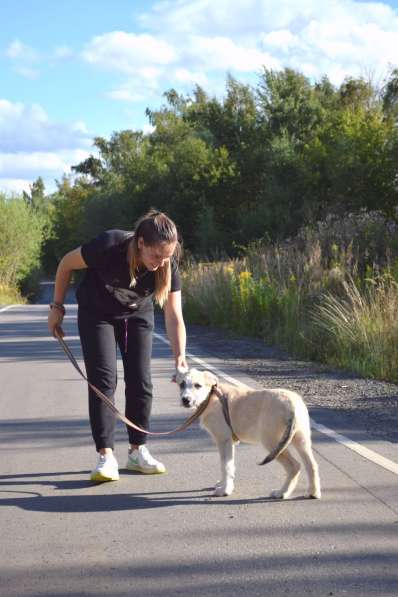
xmin=258 ymin=413 xmax=296 ymax=466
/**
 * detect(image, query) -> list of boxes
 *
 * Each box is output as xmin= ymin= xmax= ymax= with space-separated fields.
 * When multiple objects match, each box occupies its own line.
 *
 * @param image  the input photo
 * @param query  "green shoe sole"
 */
xmin=90 ymin=471 xmax=120 ymax=483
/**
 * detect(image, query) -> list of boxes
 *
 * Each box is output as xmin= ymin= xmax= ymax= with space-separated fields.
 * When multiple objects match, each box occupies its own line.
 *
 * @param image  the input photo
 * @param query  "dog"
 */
xmin=174 ymin=367 xmax=321 ymax=499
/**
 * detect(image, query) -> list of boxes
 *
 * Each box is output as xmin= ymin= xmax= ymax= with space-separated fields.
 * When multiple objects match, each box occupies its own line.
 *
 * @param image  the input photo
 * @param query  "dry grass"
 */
xmin=182 ymin=234 xmax=398 ymax=381
xmin=312 ymin=276 xmax=398 ymax=380
xmin=0 ymin=284 xmax=25 ymax=305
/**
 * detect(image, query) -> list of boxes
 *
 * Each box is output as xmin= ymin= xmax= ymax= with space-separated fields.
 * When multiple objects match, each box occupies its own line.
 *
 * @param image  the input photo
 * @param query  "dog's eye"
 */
xmin=194 ymin=383 xmax=202 ymax=389
xmin=179 ymin=381 xmax=186 ymax=389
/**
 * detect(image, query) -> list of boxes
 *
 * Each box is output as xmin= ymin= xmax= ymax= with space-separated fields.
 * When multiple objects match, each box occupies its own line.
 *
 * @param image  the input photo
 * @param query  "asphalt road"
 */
xmin=1 ymin=292 xmax=397 ymax=596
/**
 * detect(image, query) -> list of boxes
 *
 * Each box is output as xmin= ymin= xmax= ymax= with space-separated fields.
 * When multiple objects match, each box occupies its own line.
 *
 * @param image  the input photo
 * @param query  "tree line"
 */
xmin=1 ymin=66 xmax=398 ymax=293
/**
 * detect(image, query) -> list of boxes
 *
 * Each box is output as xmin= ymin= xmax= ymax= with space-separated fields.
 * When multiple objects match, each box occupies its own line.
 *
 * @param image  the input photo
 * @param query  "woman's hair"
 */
xmin=129 ymin=209 xmax=181 ymax=307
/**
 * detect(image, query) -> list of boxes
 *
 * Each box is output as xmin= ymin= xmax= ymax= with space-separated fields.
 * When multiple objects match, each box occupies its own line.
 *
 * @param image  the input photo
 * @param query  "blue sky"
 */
xmin=1 ymin=0 xmax=398 ymax=194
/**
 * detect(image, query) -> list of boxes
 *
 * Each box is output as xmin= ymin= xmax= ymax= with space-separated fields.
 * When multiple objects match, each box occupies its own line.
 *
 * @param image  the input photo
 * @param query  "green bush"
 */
xmin=0 ymin=194 xmax=45 ymax=296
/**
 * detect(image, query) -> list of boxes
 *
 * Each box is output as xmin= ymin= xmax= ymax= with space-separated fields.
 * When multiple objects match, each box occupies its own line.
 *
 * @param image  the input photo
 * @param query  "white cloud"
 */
xmin=15 ymin=66 xmax=40 ymax=79
xmin=6 ymin=38 xmax=39 ymax=62
xmin=174 ymin=67 xmax=209 ymax=87
xmin=107 ymin=66 xmax=210 ymax=103
xmin=0 ymin=100 xmax=93 ymax=195
xmin=0 ymin=178 xmax=32 ymax=194
xmin=85 ymin=1 xmax=398 ymax=107
xmin=81 ymin=28 xmax=282 ymax=102
xmin=53 ymin=45 xmax=74 ymax=59
xmin=6 ymin=38 xmax=41 ymax=79
xmin=82 ymin=31 xmax=177 ymax=74
xmin=0 ymin=149 xmax=91 ymax=178
xmin=0 ymin=99 xmax=91 ymax=153
xmin=136 ymin=0 xmax=398 ymax=86
xmin=188 ymin=35 xmax=281 ymax=72
xmin=261 ymin=29 xmax=300 ymax=52
xmin=142 ymin=123 xmax=156 ymax=135
xmin=107 ymin=88 xmax=146 ymax=102
xmin=106 ymin=67 xmax=162 ymax=102
xmin=5 ymin=39 xmax=75 ymax=81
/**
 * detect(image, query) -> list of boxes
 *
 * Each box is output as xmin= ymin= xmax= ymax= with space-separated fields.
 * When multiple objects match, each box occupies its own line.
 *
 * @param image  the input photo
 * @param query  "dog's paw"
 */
xmin=214 ymin=482 xmax=234 ymax=497
xmin=270 ymin=489 xmax=287 ymax=500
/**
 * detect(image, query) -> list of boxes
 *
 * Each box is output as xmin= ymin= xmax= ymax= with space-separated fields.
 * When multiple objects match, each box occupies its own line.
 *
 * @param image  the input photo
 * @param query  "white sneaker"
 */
xmin=126 ymin=445 xmax=166 ymax=474
xmin=90 ymin=453 xmax=119 ymax=482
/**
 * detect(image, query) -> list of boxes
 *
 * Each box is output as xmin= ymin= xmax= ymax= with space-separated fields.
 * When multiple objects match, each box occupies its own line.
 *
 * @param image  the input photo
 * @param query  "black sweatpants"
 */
xmin=78 ymin=307 xmax=154 ymax=451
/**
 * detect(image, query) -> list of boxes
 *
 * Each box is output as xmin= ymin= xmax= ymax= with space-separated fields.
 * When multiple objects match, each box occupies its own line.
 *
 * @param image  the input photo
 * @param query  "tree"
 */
xmin=0 ymin=194 xmax=44 ymax=286
xmin=382 ymin=68 xmax=398 ymax=120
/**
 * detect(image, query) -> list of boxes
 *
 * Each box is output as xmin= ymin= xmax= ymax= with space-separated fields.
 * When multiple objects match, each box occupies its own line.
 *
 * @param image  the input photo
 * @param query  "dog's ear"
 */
xmin=203 ymin=370 xmax=218 ymax=387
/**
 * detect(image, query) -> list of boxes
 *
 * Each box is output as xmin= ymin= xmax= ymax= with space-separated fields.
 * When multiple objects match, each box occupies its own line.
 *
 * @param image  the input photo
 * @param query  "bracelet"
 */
xmin=50 ymin=302 xmax=65 ymax=315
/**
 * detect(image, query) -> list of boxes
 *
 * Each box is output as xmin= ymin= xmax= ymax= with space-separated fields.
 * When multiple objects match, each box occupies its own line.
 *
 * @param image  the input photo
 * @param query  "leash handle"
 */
xmin=54 ymin=328 xmax=211 ymax=436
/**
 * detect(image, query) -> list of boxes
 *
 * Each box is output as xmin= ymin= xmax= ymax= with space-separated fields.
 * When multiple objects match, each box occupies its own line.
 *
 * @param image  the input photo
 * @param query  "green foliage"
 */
xmin=183 ymin=212 xmax=398 ymax=382
xmin=0 ymin=193 xmax=44 ymax=289
xmin=2 ymin=65 xmax=397 ymax=379
xmin=35 ymin=67 xmax=398 ymax=268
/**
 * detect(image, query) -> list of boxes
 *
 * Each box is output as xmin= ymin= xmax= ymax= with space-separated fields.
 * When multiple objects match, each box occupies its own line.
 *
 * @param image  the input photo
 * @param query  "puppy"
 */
xmin=174 ymin=367 xmax=321 ymax=499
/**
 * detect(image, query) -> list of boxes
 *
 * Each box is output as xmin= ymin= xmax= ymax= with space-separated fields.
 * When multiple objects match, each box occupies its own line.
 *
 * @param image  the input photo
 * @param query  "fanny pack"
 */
xmin=103 ymin=284 xmax=152 ymax=311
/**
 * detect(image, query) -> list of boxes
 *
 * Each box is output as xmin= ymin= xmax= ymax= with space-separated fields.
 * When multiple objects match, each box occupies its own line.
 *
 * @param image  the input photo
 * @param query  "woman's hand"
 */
xmin=48 ymin=304 xmax=65 ymax=338
xmin=175 ymin=355 xmax=188 ymax=371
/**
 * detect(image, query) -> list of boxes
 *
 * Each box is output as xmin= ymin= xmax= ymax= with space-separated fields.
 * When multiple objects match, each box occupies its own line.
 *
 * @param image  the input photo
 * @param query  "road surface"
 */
xmin=1 ymin=295 xmax=397 ymax=596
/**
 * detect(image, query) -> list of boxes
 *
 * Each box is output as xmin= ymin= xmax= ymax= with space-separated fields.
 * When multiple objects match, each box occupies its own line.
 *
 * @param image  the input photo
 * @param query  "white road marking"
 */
xmin=154 ymin=332 xmax=398 ymax=477
xmin=0 ymin=335 xmax=80 ymax=343
xmin=0 ymin=304 xmax=18 ymax=313
xmin=310 ymin=421 xmax=398 ymax=476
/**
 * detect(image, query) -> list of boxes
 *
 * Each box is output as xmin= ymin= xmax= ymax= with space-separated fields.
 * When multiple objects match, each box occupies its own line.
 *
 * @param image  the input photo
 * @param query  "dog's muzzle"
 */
xmin=182 ymin=396 xmax=191 ymax=408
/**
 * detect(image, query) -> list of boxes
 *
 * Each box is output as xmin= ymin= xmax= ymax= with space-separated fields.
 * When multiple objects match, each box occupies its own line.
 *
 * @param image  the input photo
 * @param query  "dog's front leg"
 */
xmin=214 ymin=438 xmax=235 ymax=496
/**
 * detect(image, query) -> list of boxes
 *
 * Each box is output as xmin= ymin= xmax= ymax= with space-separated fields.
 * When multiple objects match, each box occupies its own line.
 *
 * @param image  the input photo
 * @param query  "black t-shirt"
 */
xmin=76 ymin=229 xmax=181 ymax=320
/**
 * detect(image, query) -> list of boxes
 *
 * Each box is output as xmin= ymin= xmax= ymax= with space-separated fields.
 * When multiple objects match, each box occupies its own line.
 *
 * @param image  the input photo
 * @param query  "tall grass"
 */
xmin=182 ymin=260 xmax=309 ymax=353
xmin=311 ymin=276 xmax=398 ymax=381
xmin=0 ymin=284 xmax=25 ymax=305
xmin=182 ymin=211 xmax=398 ymax=382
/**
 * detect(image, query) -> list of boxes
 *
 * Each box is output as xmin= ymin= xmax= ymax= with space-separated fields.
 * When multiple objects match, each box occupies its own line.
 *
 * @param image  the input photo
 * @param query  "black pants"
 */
xmin=78 ymin=308 xmax=154 ymax=451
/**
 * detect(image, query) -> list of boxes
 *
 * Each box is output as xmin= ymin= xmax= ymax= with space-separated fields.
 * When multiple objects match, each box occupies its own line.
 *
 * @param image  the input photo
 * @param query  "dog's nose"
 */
xmin=182 ymin=397 xmax=190 ymax=407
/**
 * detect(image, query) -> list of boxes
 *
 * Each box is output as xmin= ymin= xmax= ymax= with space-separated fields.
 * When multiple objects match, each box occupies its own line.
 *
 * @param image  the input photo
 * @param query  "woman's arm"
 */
xmin=48 ymin=247 xmax=87 ymax=337
xmin=163 ymin=290 xmax=187 ymax=370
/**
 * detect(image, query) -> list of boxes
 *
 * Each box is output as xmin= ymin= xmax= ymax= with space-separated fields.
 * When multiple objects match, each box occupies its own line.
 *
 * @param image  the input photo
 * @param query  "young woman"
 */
xmin=48 ymin=209 xmax=187 ymax=482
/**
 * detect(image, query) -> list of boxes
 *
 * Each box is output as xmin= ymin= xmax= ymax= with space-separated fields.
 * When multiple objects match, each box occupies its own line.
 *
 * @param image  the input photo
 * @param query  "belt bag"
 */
xmin=104 ymin=284 xmax=152 ymax=311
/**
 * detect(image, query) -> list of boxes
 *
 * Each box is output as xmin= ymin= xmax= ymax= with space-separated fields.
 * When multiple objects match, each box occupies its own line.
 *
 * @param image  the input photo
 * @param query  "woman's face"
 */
xmin=137 ymin=238 xmax=177 ymax=271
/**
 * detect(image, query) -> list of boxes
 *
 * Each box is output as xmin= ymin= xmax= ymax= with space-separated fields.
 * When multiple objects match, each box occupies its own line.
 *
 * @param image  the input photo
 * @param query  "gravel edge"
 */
xmin=184 ymin=321 xmax=398 ymax=445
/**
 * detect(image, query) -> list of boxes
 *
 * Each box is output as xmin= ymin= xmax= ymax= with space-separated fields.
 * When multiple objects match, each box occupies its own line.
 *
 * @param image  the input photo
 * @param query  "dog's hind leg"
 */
xmin=214 ymin=438 xmax=235 ymax=497
xmin=270 ymin=449 xmax=301 ymax=499
xmin=293 ymin=433 xmax=321 ymax=499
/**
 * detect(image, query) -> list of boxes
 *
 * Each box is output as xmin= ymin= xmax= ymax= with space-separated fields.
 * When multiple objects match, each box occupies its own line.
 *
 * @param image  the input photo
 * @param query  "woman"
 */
xmin=48 ymin=209 xmax=187 ymax=482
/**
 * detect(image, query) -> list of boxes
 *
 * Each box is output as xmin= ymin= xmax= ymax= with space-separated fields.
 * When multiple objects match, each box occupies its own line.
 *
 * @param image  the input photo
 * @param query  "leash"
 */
xmin=54 ymin=328 xmax=213 ymax=436
xmin=212 ymin=386 xmax=240 ymax=443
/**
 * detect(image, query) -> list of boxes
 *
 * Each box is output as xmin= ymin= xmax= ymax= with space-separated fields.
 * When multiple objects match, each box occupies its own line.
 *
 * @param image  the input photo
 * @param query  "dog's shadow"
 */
xmin=0 ymin=469 xmax=310 ymax=513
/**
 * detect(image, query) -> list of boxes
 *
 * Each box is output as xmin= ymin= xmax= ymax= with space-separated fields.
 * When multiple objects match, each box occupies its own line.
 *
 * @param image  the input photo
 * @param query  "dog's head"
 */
xmin=173 ymin=366 xmax=218 ymax=409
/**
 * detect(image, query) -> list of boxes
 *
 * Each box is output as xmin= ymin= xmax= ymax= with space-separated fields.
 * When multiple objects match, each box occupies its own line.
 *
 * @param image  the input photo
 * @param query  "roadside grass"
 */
xmin=182 ymin=246 xmax=398 ymax=383
xmin=311 ymin=276 xmax=398 ymax=382
xmin=0 ymin=283 xmax=25 ymax=306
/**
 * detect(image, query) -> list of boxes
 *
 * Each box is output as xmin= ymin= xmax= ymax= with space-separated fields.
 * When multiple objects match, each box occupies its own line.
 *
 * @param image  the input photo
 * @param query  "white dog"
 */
xmin=174 ymin=367 xmax=321 ymax=499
